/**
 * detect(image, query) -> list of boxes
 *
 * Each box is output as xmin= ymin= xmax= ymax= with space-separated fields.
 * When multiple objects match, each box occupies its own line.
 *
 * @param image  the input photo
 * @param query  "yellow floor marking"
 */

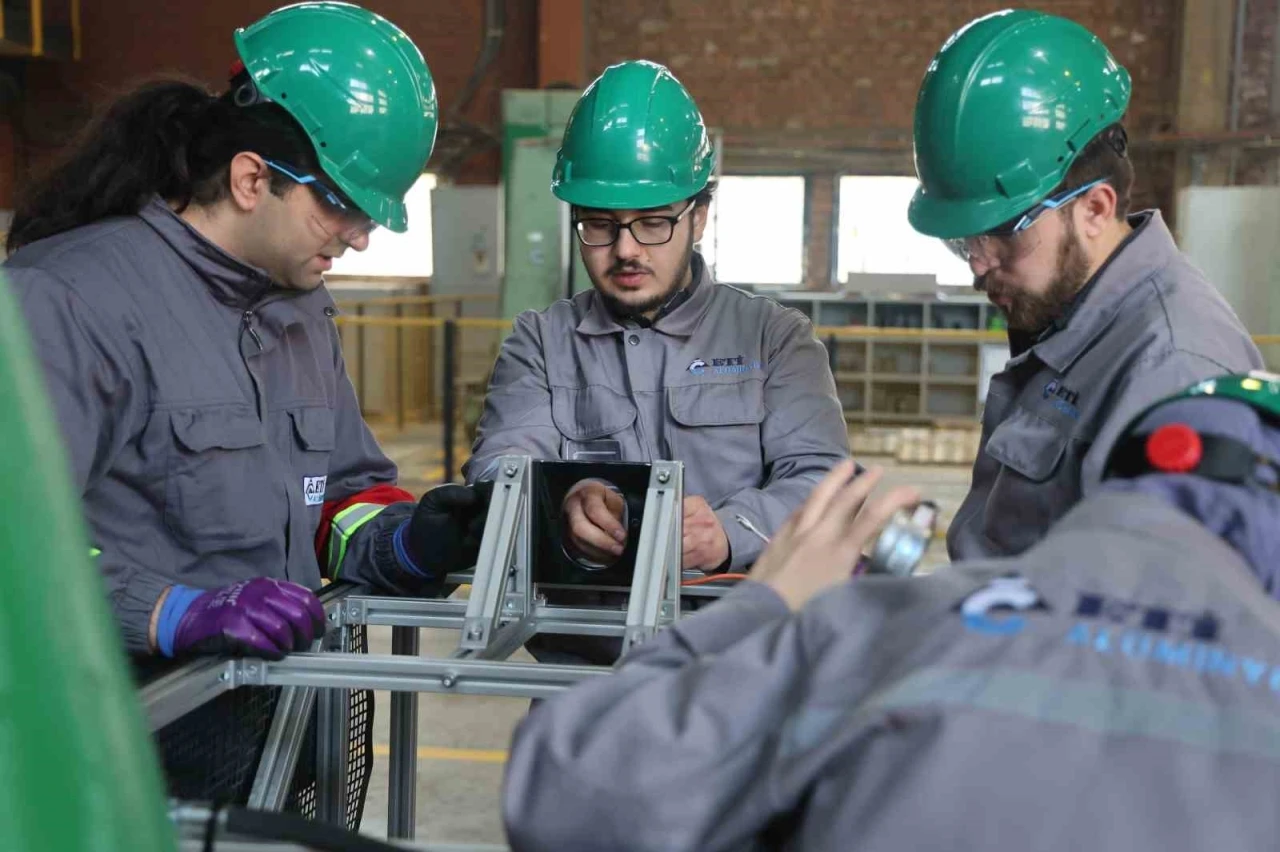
xmin=372 ymin=744 xmax=508 ymax=764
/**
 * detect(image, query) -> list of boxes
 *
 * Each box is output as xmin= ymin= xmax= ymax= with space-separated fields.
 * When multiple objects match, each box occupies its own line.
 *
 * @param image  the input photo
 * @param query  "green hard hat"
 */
xmin=552 ymin=60 xmax=715 ymax=210
xmin=908 ymin=9 xmax=1132 ymax=240
xmin=234 ymin=1 xmax=438 ymax=233
xmin=1160 ymin=372 xmax=1280 ymax=422
xmin=1103 ymin=371 xmax=1280 ymax=478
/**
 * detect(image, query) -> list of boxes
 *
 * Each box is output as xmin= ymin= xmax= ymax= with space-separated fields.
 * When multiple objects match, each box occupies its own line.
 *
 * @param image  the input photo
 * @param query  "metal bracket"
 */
xmin=460 ymin=455 xmax=530 ymax=650
xmin=622 ymin=460 xmax=684 ymax=652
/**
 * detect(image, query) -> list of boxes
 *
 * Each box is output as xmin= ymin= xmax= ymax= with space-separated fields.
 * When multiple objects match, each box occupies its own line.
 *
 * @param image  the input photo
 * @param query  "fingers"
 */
xmin=824 ymin=466 xmax=886 ymax=527
xmin=273 ymin=581 xmax=327 ymax=638
xmin=682 ymin=496 xmax=709 ymax=520
xmin=582 ymin=489 xmax=626 ymax=544
xmin=264 ymin=590 xmax=323 ymax=649
xmin=682 ymin=531 xmax=705 ymax=568
xmin=792 ymin=460 xmax=859 ymax=533
xmin=422 ymin=483 xmax=479 ymax=514
xmin=232 ymin=608 xmax=294 ymax=660
xmin=566 ymin=494 xmax=625 ymax=558
xmin=847 ymin=485 xmax=923 ymax=547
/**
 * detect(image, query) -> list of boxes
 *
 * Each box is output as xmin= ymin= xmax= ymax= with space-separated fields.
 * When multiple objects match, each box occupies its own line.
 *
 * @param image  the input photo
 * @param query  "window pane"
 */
xmin=837 ymin=176 xmax=972 ymax=287
xmin=330 ymin=174 xmax=437 ymax=277
xmin=701 ymin=176 xmax=805 ymax=286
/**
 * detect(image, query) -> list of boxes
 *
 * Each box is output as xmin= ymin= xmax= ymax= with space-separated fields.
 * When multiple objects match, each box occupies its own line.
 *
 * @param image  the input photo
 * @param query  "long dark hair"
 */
xmin=6 ymin=76 xmax=321 ymax=253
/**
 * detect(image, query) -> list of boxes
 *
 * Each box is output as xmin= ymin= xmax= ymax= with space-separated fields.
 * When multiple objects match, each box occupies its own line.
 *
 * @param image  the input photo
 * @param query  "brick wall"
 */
xmin=3 ymin=1 xmax=1276 ymax=281
xmin=587 ymin=1 xmax=1180 ymax=135
xmin=1236 ymin=0 xmax=1279 ymax=184
xmin=3 ymin=0 xmax=537 ymax=205
xmin=586 ymin=0 xmax=1193 ymax=287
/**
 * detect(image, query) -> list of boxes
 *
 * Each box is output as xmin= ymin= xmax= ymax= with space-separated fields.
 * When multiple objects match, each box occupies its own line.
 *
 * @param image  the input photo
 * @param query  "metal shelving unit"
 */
xmin=764 ymin=291 xmax=1007 ymax=425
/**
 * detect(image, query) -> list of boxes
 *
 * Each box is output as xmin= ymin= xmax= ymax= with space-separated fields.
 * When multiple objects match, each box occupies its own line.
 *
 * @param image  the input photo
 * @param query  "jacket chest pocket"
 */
xmin=164 ymin=407 xmax=275 ymax=551
xmin=289 ymin=407 xmax=336 ymax=511
xmin=667 ymin=381 xmax=766 ymax=499
xmin=980 ymin=406 xmax=1086 ymax=553
xmin=551 ymin=386 xmax=638 ymax=461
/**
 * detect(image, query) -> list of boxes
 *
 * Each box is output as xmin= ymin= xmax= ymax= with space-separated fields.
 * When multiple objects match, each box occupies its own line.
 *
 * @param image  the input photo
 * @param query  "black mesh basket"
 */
xmin=145 ymin=625 xmax=374 ymax=831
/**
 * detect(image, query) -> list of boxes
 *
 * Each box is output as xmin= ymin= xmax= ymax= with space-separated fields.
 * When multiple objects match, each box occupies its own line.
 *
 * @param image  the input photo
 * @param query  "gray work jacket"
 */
xmin=464 ymin=256 xmax=850 ymax=569
xmin=949 ymin=211 xmax=1262 ymax=560
xmin=4 ymin=199 xmax=417 ymax=652
xmin=504 ymin=490 xmax=1280 ymax=851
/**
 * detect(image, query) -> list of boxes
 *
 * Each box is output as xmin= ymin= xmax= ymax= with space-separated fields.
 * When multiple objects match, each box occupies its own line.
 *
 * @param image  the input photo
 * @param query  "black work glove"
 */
xmin=405 ymin=480 xmax=494 ymax=577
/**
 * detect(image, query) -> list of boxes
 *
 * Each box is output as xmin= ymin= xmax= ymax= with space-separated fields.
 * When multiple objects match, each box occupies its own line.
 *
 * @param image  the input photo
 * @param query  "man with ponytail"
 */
xmin=3 ymin=2 xmax=489 ymax=662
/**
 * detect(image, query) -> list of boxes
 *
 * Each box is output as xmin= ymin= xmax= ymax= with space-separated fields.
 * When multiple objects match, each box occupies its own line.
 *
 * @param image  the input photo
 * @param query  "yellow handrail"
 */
xmin=333 ymin=294 xmax=500 ymax=309
xmin=332 ymin=315 xmax=446 ymax=328
xmin=331 ymin=314 xmax=1280 ymax=349
xmin=454 ymin=318 xmax=516 ymax=331
xmin=812 ymin=326 xmax=1007 ymax=342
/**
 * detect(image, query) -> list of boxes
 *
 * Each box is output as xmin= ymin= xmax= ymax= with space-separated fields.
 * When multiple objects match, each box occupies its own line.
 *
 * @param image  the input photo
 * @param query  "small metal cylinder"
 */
xmin=864 ymin=500 xmax=939 ymax=577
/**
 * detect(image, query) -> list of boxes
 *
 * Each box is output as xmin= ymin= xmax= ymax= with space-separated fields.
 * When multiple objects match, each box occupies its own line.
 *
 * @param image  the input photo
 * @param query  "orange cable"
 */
xmin=681 ymin=573 xmax=750 ymax=587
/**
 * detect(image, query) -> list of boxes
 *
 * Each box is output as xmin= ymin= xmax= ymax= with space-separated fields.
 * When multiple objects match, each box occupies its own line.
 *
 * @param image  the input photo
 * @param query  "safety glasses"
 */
xmin=263 ymin=159 xmax=377 ymax=241
xmin=944 ymin=177 xmax=1107 ymax=266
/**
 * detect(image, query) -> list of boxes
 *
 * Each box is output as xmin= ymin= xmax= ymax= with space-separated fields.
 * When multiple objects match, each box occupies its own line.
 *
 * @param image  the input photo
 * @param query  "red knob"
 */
xmin=1145 ymin=423 xmax=1203 ymax=473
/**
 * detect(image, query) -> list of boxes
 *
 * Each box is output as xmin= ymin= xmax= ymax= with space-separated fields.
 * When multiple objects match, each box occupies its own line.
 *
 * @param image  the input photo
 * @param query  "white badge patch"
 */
xmin=303 ymin=476 xmax=327 ymax=506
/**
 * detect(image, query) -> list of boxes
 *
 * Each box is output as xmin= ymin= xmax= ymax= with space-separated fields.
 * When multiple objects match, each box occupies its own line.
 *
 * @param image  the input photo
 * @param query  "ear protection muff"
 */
xmin=1104 ymin=422 xmax=1280 ymax=492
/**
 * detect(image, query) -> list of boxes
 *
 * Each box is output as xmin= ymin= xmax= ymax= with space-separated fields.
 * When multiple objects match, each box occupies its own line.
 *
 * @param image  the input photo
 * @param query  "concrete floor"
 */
xmin=353 ymin=424 xmax=974 ymax=845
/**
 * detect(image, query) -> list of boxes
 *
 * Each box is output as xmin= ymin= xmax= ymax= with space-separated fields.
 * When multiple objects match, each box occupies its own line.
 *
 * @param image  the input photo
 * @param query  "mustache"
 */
xmin=608 ymin=261 xmax=654 ymax=276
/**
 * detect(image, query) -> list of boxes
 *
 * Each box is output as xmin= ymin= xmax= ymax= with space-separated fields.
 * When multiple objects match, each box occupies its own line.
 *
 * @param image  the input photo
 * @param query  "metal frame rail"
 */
xmin=143 ymin=455 xmax=736 ymax=847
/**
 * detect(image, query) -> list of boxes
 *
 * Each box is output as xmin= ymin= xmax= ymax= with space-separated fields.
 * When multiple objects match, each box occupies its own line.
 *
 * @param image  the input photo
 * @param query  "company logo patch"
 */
xmin=1065 ymin=621 xmax=1280 ymax=695
xmin=1042 ymin=378 xmax=1081 ymax=420
xmin=303 ymin=476 xmax=327 ymax=507
xmin=957 ymin=575 xmax=1049 ymax=636
xmin=1074 ymin=592 xmax=1219 ymax=642
xmin=687 ymin=355 xmax=762 ymax=377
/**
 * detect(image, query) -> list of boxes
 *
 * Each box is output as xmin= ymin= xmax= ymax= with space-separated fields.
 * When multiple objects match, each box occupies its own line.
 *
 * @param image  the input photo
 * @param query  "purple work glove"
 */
xmin=156 ymin=577 xmax=326 ymax=660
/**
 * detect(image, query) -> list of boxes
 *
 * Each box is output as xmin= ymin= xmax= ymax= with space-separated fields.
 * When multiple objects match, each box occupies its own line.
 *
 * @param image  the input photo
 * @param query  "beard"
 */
xmin=593 ymin=227 xmax=695 ymax=320
xmin=980 ymin=217 xmax=1092 ymax=333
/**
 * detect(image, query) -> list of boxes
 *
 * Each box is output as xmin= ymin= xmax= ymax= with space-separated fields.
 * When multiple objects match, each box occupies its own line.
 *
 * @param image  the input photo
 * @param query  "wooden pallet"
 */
xmin=849 ymin=425 xmax=979 ymax=465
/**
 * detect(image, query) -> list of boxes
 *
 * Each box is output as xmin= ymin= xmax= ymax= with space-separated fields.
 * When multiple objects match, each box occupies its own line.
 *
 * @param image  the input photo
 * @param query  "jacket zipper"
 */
xmin=242 ymin=309 xmax=264 ymax=350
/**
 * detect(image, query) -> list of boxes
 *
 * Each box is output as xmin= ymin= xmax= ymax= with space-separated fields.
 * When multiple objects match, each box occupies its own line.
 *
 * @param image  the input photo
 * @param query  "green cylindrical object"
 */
xmin=0 ymin=270 xmax=174 ymax=851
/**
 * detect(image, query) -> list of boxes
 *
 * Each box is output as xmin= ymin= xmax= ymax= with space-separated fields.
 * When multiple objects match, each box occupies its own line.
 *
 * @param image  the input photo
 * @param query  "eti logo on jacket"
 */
xmin=957 ymin=575 xmax=1049 ymax=636
xmin=303 ymin=476 xmax=327 ymax=507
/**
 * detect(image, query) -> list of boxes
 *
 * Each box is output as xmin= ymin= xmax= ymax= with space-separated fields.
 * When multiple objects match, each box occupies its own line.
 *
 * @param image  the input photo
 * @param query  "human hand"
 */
xmin=161 ymin=577 xmax=326 ymax=660
xmin=562 ymin=479 xmax=627 ymax=565
xmin=682 ymin=495 xmax=730 ymax=571
xmin=748 ymin=461 xmax=920 ymax=611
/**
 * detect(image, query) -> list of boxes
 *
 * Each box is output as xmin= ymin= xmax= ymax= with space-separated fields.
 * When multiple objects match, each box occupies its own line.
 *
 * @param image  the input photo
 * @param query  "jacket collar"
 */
xmin=139 ymin=196 xmax=278 ymax=309
xmin=138 ymin=196 xmax=340 ymax=324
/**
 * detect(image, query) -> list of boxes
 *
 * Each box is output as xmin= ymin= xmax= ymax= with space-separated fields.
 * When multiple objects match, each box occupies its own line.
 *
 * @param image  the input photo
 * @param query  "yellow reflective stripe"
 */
xmin=327 ymin=502 xmax=387 ymax=579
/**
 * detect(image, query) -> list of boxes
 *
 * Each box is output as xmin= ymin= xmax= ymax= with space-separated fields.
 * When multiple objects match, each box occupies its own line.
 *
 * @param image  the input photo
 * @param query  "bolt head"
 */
xmin=442 ymin=675 xmax=457 ymax=688
xmin=504 ymin=463 xmax=518 ymax=477
xmin=657 ymin=471 xmax=671 ymax=484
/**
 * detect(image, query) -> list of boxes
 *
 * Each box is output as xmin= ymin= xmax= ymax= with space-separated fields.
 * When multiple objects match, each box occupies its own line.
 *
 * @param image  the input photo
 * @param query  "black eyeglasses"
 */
xmin=263 ymin=159 xmax=377 ymax=240
xmin=573 ymin=201 xmax=696 ymax=247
